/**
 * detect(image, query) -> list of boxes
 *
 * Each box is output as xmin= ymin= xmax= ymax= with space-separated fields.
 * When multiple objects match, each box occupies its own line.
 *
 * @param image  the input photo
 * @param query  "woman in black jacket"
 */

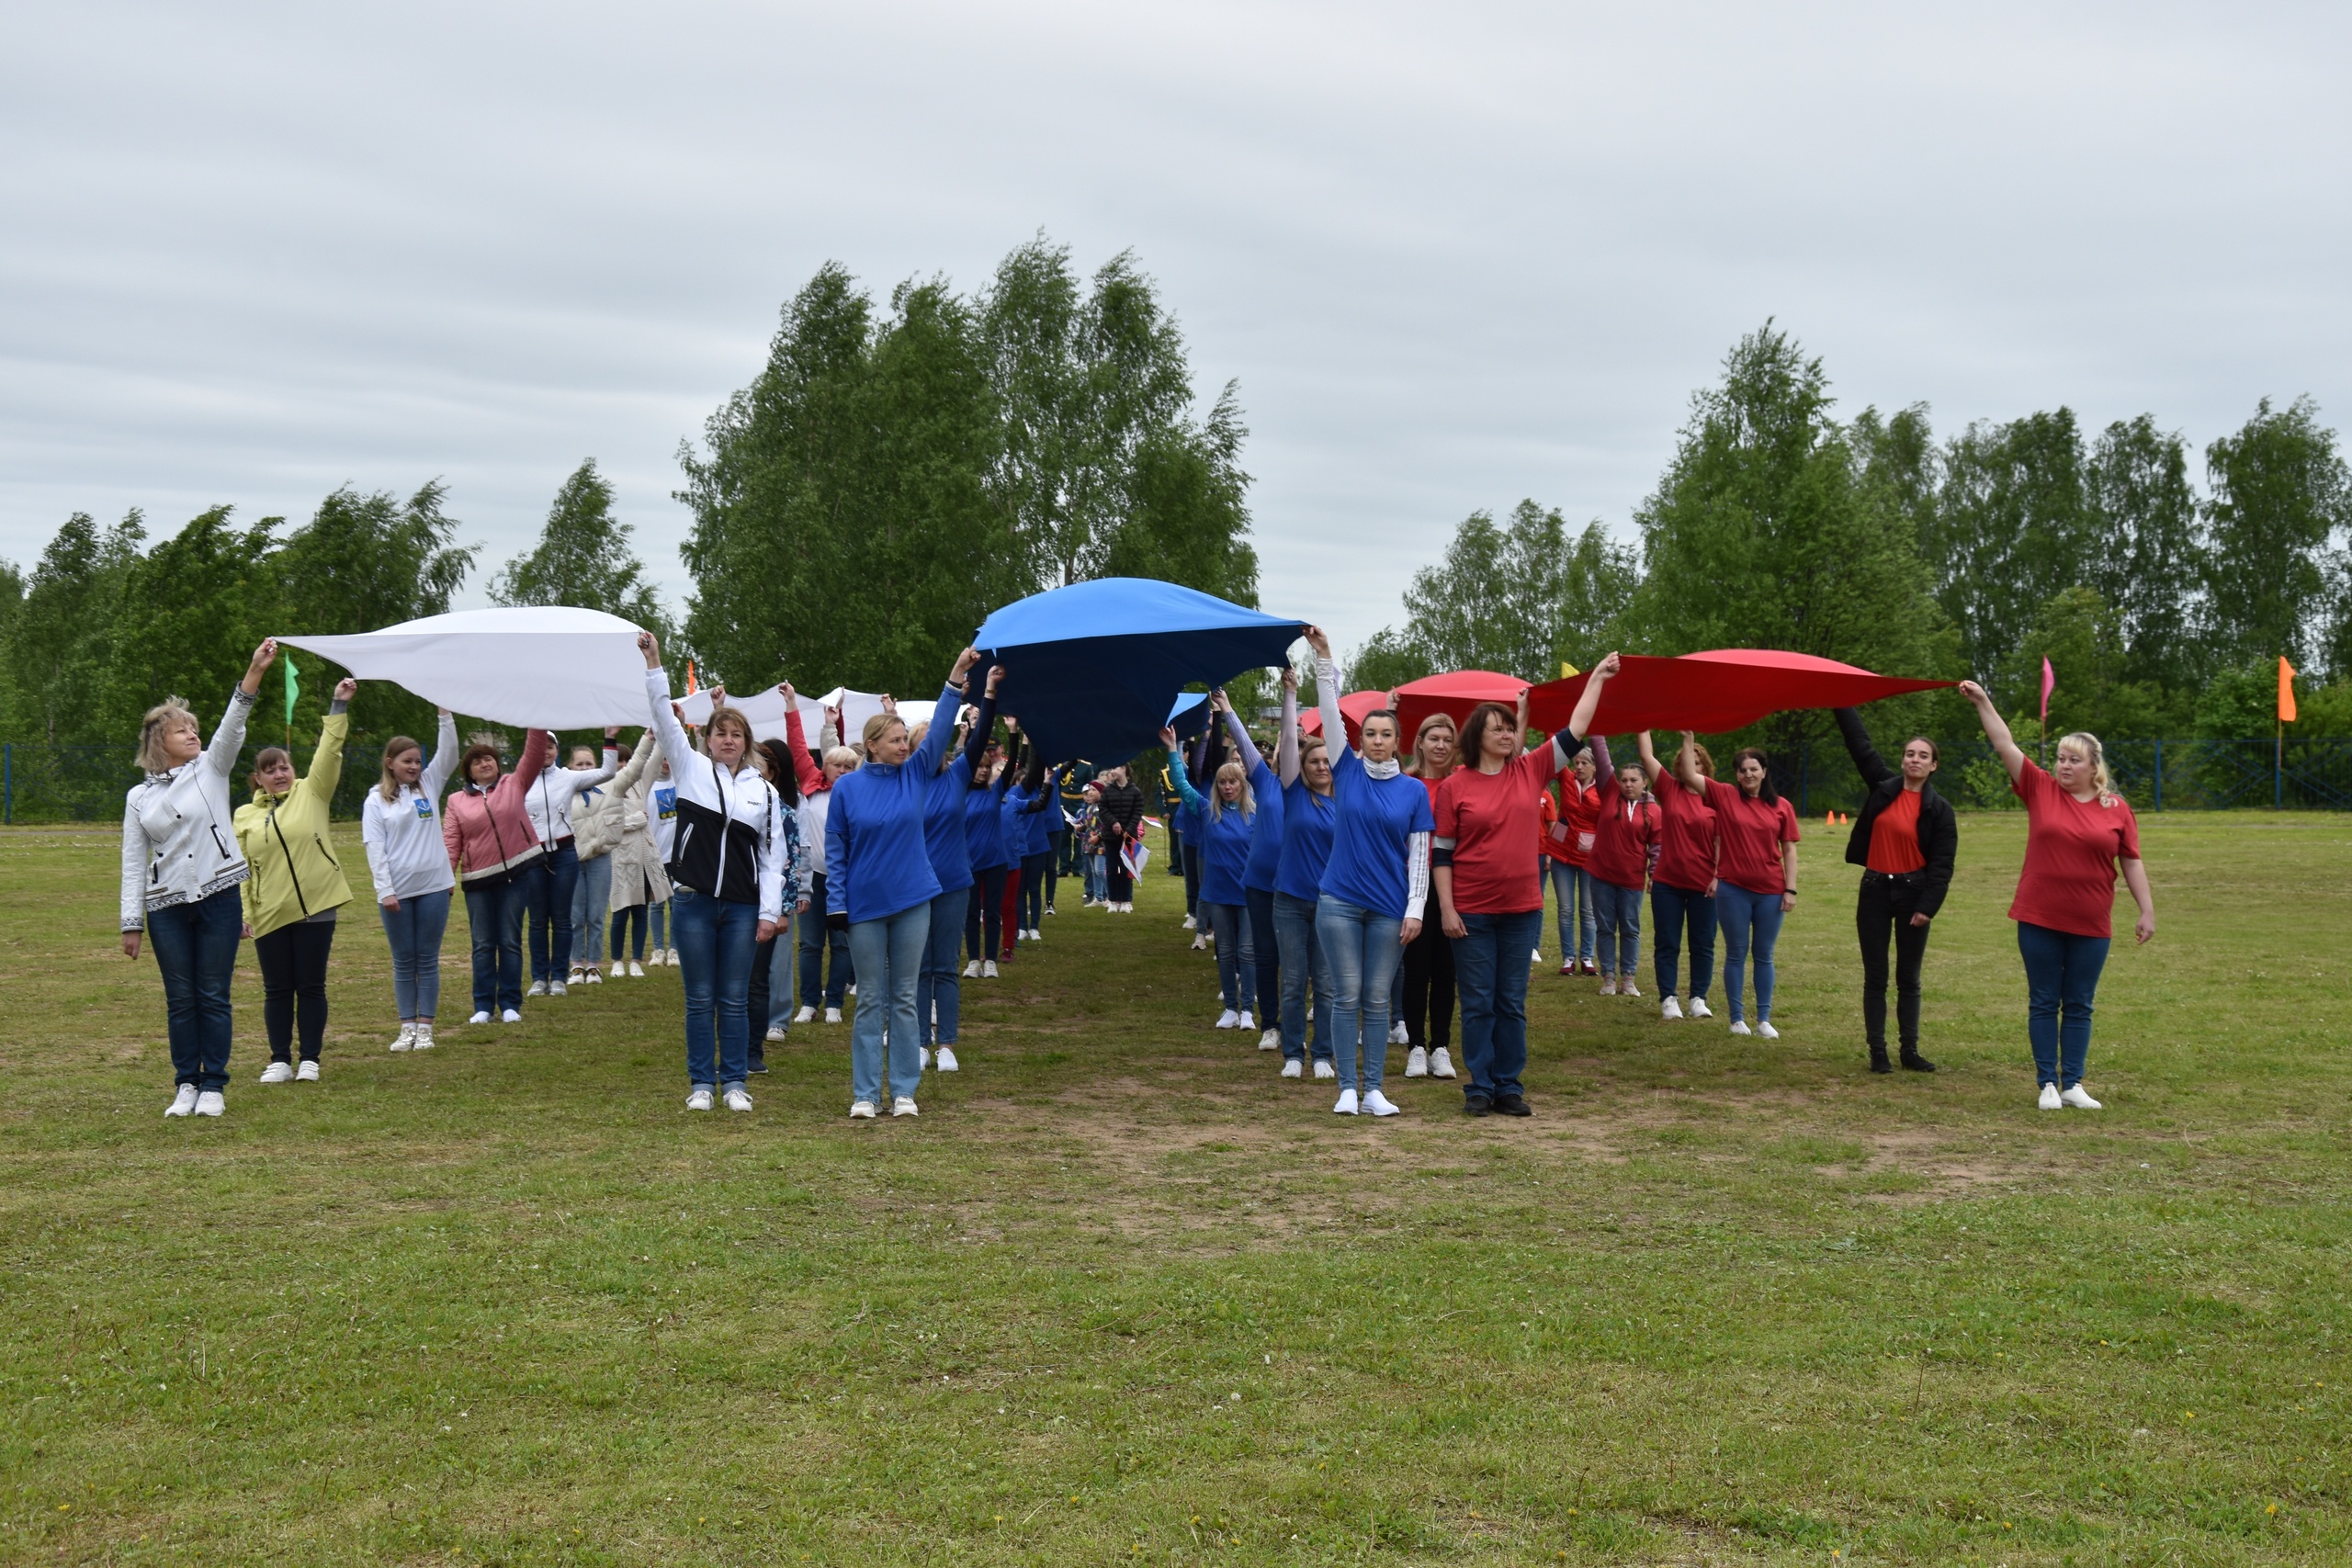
xmin=1094 ymin=768 xmax=1148 ymax=912
xmin=1833 ymin=706 xmax=1958 ymax=1075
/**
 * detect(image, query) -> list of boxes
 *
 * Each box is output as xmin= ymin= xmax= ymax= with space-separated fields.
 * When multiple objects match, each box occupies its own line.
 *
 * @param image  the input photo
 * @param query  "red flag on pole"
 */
xmin=2279 ymin=657 xmax=2299 ymax=723
xmin=2040 ymin=658 xmax=2054 ymax=728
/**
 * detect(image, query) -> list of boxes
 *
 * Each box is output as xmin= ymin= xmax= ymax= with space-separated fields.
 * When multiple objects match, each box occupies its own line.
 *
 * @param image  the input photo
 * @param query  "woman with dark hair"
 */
xmin=1677 ymin=744 xmax=1801 ymax=1037
xmin=740 ymin=729 xmax=806 ymax=1073
xmin=999 ymin=726 xmax=1057 ymax=956
xmin=785 ymin=699 xmax=855 ymax=1022
xmin=1431 ymin=660 xmax=1615 ymax=1116
xmin=1163 ymin=700 xmax=1259 ymax=1033
xmin=919 ymin=666 xmax=1001 ymax=1071
xmin=1542 ymin=744 xmax=1601 ymax=976
xmin=1094 ymin=766 xmax=1148 ymax=912
xmin=1636 ymin=730 xmax=1720 ymax=1022
xmin=518 ymin=728 xmax=618 ymax=998
xmin=121 ymin=637 xmax=279 ymax=1118
xmin=443 ymin=726 xmax=555 ymax=1026
xmin=1216 ymin=693 xmax=1286 ymax=1051
xmin=1833 ymin=706 xmax=1957 ymax=1074
xmin=1585 ymin=734 xmax=1658 ymax=996
xmin=1959 ymin=682 xmax=2154 ymax=1109
xmin=233 ymin=676 xmax=358 ymax=1084
xmin=1272 ymin=664 xmax=1338 ymax=1079
xmin=1304 ymin=626 xmax=1433 ymax=1117
xmin=1399 ymin=710 xmax=1459 ymax=1077
xmin=964 ymin=750 xmax=1013 ymax=977
xmin=363 ymin=707 xmax=460 ymax=1051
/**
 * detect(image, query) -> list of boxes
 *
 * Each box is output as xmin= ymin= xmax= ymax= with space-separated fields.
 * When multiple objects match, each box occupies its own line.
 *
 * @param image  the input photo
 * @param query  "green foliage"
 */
xmin=2088 ymin=414 xmax=2207 ymax=691
xmin=103 ymin=506 xmax=280 ymax=743
xmin=1924 ymin=407 xmax=2098 ymax=683
xmin=6 ymin=511 xmax=145 ymax=746
xmin=1343 ymin=626 xmax=1432 ymax=695
xmin=2202 ymin=396 xmax=2351 ymax=669
xmin=2002 ymin=586 xmax=2189 ymax=741
xmin=489 ymin=461 xmax=668 ymax=637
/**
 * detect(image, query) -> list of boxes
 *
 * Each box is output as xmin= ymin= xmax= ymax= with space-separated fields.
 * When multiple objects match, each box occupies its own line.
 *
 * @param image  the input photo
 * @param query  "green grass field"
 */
xmin=2 ymin=811 xmax=2346 ymax=1566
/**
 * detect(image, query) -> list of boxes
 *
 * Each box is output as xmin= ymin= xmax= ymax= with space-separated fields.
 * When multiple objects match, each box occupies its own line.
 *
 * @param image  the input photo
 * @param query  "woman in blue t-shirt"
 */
xmin=1304 ymin=626 xmax=1433 ymax=1117
xmin=1164 ymin=702 xmax=1258 ymax=1034
xmin=1212 ymin=691 xmax=1287 ymax=1052
xmin=1272 ymin=664 xmax=1337 ymax=1080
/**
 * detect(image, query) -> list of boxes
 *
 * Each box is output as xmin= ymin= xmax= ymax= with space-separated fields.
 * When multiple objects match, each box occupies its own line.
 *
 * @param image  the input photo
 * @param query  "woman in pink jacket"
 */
xmin=442 ymin=728 xmax=552 ymax=1024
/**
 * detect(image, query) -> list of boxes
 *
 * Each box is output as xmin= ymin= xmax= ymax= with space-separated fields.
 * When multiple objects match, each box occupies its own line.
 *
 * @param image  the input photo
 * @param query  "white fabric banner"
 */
xmin=818 ymin=688 xmax=891 ymax=745
xmin=673 ymin=685 xmax=827 ymax=742
xmin=278 ymin=606 xmax=655 ymax=730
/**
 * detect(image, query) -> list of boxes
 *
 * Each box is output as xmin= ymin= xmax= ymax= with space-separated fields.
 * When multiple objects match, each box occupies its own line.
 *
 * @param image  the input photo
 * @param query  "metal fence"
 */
xmin=6 ymin=736 xmax=2350 ymax=825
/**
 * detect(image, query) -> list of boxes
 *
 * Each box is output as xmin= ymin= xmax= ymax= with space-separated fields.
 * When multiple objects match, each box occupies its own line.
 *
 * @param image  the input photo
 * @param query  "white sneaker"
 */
xmin=1029 ymin=928 xmax=1043 ymax=942
xmin=1388 ymin=1021 xmax=1408 ymax=1046
xmin=1757 ymin=1021 xmax=1780 ymax=1040
xmin=824 ymin=1007 xmax=843 ymax=1024
xmin=984 ymin=960 xmax=1001 ymax=978
xmin=724 ymin=1088 xmax=753 ymax=1112
xmin=1532 ymin=947 xmax=1544 ymax=965
xmin=1215 ymin=1009 xmax=1240 ymax=1030
xmin=1363 ymin=1089 xmax=1401 ymax=1117
xmin=1661 ymin=996 xmax=1684 ymax=1021
xmin=165 ymin=1085 xmax=198 ymax=1117
xmin=1280 ymin=1058 xmax=1302 ymax=1078
xmin=469 ymin=1010 xmax=492 ymax=1025
xmin=568 ymin=965 xmax=586 ymax=987
xmin=1404 ymin=1046 xmax=1429 ymax=1077
xmin=1191 ymin=934 xmax=1208 ymax=951
xmin=194 ymin=1090 xmax=225 ymax=1117
xmin=2061 ymin=1085 xmax=2103 ymax=1110
xmin=390 ymin=1022 xmax=416 ymax=1053
xmin=685 ymin=1089 xmax=714 ymax=1111
xmin=583 ymin=968 xmax=603 ymax=986
xmin=1332 ymin=1088 xmax=1360 ymax=1114
xmin=1621 ymin=980 xmax=1642 ymax=998
xmin=891 ymin=1096 xmax=919 ymax=1117
xmin=1728 ymin=1020 xmax=1751 ymax=1036
xmin=2039 ymin=1083 xmax=2063 ymax=1111
xmin=527 ymin=980 xmax=548 ymax=998
xmin=1600 ymin=976 xmax=1618 ymax=996
xmin=1688 ymin=996 xmax=1713 ymax=1019
xmin=259 ymin=1061 xmax=294 ymax=1084
xmin=413 ymin=1024 xmax=435 ymax=1051
xmin=627 ymin=961 xmax=645 ymax=977
xmin=920 ymin=1046 xmax=933 ymax=1071
xmin=963 ymin=960 xmax=981 ymax=978
xmin=1238 ymin=1010 xmax=1255 ymax=1031
xmin=502 ymin=1009 xmax=523 ymax=1023
xmin=296 ymin=1060 xmax=320 ymax=1082
xmin=1182 ymin=914 xmax=1196 ymax=931
xmin=1258 ymin=1027 xmax=1281 ymax=1052
xmin=548 ymin=981 xmax=568 ymax=998
xmin=1430 ymin=1047 xmax=1456 ymax=1079
xmin=849 ymin=1100 xmax=877 ymax=1119
xmin=1314 ymin=1059 xmax=1337 ymax=1079
xmin=936 ymin=1046 xmax=959 ymax=1072
xmin=848 ymin=984 xmax=858 ymax=998
xmin=765 ymin=1026 xmax=786 ymax=1042
xmin=795 ymin=1006 xmax=817 ymax=1023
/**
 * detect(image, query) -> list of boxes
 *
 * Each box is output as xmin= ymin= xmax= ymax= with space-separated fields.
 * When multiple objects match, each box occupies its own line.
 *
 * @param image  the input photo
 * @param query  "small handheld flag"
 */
xmin=283 ymin=653 xmax=300 ymax=724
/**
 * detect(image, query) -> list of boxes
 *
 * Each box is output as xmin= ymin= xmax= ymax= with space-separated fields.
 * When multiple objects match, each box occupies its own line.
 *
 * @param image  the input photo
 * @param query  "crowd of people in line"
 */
xmin=119 ymin=631 xmax=2157 ymax=1121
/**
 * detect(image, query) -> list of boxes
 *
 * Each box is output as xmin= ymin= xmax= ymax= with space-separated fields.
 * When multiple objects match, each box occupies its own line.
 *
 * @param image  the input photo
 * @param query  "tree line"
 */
xmin=1349 ymin=324 xmax=2352 ymax=749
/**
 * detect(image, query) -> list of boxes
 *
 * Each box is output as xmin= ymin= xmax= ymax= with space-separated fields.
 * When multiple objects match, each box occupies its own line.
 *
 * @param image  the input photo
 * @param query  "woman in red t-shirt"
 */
xmin=1959 ymin=682 xmax=2156 ymax=1110
xmin=1544 ymin=750 xmax=1603 ymax=976
xmin=1676 ymin=744 xmax=1800 ymax=1038
xmin=1585 ymin=731 xmax=1659 ymax=997
xmin=1637 ymin=731 xmax=1720 ymax=1022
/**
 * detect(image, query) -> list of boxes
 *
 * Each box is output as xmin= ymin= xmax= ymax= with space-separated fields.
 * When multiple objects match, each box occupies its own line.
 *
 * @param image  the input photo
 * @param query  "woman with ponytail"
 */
xmin=1679 ymin=744 xmax=1801 ymax=1038
xmin=362 ymin=705 xmax=460 ymax=1052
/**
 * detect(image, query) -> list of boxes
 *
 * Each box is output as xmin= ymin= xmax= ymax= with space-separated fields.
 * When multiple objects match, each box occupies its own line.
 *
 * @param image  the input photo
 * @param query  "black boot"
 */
xmin=1869 ymin=1045 xmax=1893 ymax=1075
xmin=1899 ymin=1046 xmax=1937 ymax=1073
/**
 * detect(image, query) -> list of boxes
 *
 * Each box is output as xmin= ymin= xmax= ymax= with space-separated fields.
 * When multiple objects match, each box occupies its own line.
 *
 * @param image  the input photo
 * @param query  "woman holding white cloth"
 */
xmin=360 ymin=707 xmax=460 ymax=1052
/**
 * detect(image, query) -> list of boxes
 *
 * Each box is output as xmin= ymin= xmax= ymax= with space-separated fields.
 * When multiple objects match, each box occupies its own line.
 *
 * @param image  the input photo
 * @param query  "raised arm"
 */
xmin=1276 ymin=667 xmax=1302 ymax=786
xmin=300 ymin=679 xmax=356 ymax=804
xmin=1305 ymin=626 xmax=1345 ymax=756
xmin=779 ymin=683 xmax=825 ymax=795
xmin=959 ymin=666 xmax=1003 ymax=775
xmin=639 ymin=633 xmax=693 ymax=771
xmin=1159 ymin=728 xmax=1204 ymax=811
xmin=1216 ymin=690 xmax=1264 ymax=773
xmin=1672 ymin=731 xmax=1708 ymax=795
xmin=206 ymin=637 xmax=275 ymax=779
xmin=609 ymin=726 xmax=661 ymax=798
xmin=515 ymin=724 xmax=552 ymax=783
xmin=1833 ymin=705 xmax=1892 ymax=787
xmin=423 ymin=708 xmax=460 ymax=800
xmin=1560 ymin=652 xmax=1618 ymax=758
xmin=914 ymin=646 xmax=979 ymax=777
xmin=580 ymin=730 xmax=620 ymax=788
xmin=1958 ymin=681 xmax=2027 ymax=783
xmin=1635 ymin=729 xmax=1664 ymax=784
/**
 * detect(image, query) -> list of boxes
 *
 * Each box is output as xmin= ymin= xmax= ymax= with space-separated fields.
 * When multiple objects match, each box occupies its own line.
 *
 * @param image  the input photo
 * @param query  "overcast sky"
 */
xmin=5 ymin=1 xmax=2346 ymax=653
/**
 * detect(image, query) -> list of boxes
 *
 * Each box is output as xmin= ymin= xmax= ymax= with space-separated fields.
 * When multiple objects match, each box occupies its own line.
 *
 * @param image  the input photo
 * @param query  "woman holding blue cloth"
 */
xmin=1163 ymin=696 xmax=1259 ymax=1035
xmin=1212 ymin=691 xmax=1287 ymax=1051
xmin=1303 ymin=626 xmax=1432 ymax=1118
xmin=1272 ymin=666 xmax=1339 ymax=1080
xmin=828 ymin=646 xmax=983 ymax=1119
xmin=917 ymin=663 xmax=1001 ymax=1073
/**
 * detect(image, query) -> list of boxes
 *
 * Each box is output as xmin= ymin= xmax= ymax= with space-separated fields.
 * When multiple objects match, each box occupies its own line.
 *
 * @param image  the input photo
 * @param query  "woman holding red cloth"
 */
xmin=1583 ymin=730 xmax=1658 ymax=997
xmin=1674 ymin=745 xmax=1801 ymax=1037
xmin=1542 ymin=748 xmax=1602 ymax=976
xmin=1959 ymin=682 xmax=2155 ymax=1110
xmin=1636 ymin=731 xmax=1720 ymax=1021
xmin=1833 ymin=705 xmax=1956 ymax=1075
xmin=1431 ymin=656 xmax=1616 ymax=1115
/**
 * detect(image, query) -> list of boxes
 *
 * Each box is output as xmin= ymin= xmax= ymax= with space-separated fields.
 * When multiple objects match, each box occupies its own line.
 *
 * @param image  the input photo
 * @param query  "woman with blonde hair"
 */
xmin=1164 ymin=700 xmax=1259 ymax=1032
xmin=120 ymin=637 xmax=279 ymax=1118
xmin=233 ymin=676 xmax=359 ymax=1083
xmin=362 ymin=705 xmax=461 ymax=1051
xmin=1960 ymin=682 xmax=2155 ymax=1109
xmin=1636 ymin=730 xmax=1721 ymax=1023
xmin=1398 ymin=709 xmax=1459 ymax=1076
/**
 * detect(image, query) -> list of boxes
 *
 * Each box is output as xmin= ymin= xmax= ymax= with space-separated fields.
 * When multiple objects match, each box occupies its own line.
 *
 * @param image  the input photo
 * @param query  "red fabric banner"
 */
xmin=1299 ymin=690 xmax=1391 ymax=750
xmin=1390 ymin=670 xmax=1526 ymax=740
xmin=1523 ymin=649 xmax=1952 ymax=736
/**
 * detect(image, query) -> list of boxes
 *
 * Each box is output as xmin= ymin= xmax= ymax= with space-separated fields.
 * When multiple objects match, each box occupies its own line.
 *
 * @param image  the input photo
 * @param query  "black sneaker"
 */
xmin=1900 ymin=1049 xmax=1938 ymax=1073
xmin=1869 ymin=1048 xmax=1893 ymax=1075
xmin=1492 ymin=1093 xmax=1533 ymax=1118
xmin=747 ymin=1054 xmax=769 ymax=1075
xmin=1462 ymin=1092 xmax=1493 ymax=1117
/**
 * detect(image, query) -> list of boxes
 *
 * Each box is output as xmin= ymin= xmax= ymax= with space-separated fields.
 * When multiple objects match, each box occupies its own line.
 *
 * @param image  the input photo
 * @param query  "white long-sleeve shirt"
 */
xmin=521 ymin=741 xmax=617 ymax=846
xmin=120 ymin=687 xmax=255 ymax=931
xmin=360 ymin=711 xmax=461 ymax=904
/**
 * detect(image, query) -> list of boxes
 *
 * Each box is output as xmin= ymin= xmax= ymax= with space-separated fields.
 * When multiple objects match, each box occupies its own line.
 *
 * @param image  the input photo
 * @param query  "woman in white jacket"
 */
xmin=572 ymin=729 xmax=664 ymax=979
xmin=607 ymin=735 xmax=673 ymax=976
xmin=120 ymin=637 xmax=278 ymax=1118
xmin=360 ymin=708 xmax=460 ymax=1053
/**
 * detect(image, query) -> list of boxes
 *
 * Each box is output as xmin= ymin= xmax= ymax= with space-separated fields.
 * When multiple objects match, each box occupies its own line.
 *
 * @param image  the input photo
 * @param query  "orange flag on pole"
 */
xmin=2279 ymin=657 xmax=2299 ymax=723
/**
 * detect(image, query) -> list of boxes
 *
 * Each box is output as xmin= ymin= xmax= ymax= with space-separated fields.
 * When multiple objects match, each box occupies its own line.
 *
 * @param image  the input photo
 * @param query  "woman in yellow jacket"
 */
xmin=234 ymin=677 xmax=357 ymax=1083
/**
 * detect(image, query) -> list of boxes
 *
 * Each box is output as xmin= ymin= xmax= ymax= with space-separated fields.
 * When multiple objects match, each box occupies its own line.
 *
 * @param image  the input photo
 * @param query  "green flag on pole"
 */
xmin=284 ymin=653 xmax=300 ymax=725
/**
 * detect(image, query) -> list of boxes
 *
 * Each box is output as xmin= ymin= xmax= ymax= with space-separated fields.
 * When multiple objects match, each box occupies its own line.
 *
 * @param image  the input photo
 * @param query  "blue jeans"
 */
xmin=1549 ymin=862 xmax=1596 ymax=964
xmin=1454 ymin=907 xmax=1543 ymax=1100
xmin=1592 ymin=878 xmax=1644 ymax=976
xmin=1246 ymin=885 xmax=1281 ymax=1022
xmin=379 ymin=888 xmax=451 ymax=1020
xmin=1086 ymin=852 xmax=1107 ymax=903
xmin=1202 ymin=899 xmax=1252 ymax=1011
xmin=525 ymin=839 xmax=580 ymax=983
xmin=146 ymin=886 xmax=243 ymax=1090
xmin=1272 ymin=890 xmax=1331 ymax=1063
xmin=571 ymin=852 xmax=612 ymax=972
xmin=2017 ymin=920 xmax=2109 ymax=1088
xmin=463 ymin=875 xmax=528 ymax=1015
xmin=1649 ymin=880 xmax=1716 ymax=1003
xmin=769 ymin=921 xmax=797 ymax=1030
xmin=671 ymin=887 xmax=757 ymax=1091
xmin=917 ymin=886 xmax=967 ymax=1045
xmin=1019 ymin=851 xmax=1051 ymax=930
xmin=797 ymin=874 xmax=853 ymax=1007
xmin=1315 ymin=895 xmax=1404 ymax=1093
xmin=650 ymin=897 xmax=668 ymax=952
xmin=848 ymin=903 xmax=930 ymax=1104
xmin=1717 ymin=880 xmax=1787 ymax=1024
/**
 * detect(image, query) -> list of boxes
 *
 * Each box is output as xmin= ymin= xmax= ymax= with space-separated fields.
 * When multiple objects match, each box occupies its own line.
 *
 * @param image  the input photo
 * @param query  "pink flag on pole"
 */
xmin=2040 ymin=658 xmax=2054 ymax=729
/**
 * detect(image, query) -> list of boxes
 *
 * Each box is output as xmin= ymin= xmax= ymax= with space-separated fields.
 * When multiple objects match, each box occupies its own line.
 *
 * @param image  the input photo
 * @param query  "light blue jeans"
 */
xmin=669 ymin=887 xmax=755 ymax=1093
xmin=1272 ymin=890 xmax=1331 ymax=1063
xmin=1315 ymin=895 xmax=1404 ymax=1094
xmin=1549 ymin=862 xmax=1595 ymax=964
xmin=1202 ymin=899 xmax=1252 ymax=1011
xmin=917 ymin=886 xmax=967 ymax=1045
xmin=848 ymin=903 xmax=929 ymax=1104
xmin=571 ymin=852 xmax=612 ymax=973
xmin=379 ymin=887 xmax=451 ymax=1021
xmin=1592 ymin=878 xmax=1644 ymax=976
xmin=1716 ymin=880 xmax=1788 ymax=1024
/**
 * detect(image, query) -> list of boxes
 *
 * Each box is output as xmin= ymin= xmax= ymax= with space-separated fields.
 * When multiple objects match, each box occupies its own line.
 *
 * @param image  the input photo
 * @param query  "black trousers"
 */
xmin=1857 ymin=871 xmax=1933 ymax=1051
xmin=254 ymin=918 xmax=336 ymax=1063
xmin=967 ymin=865 xmax=1009 ymax=961
xmin=1401 ymin=918 xmax=1455 ymax=1050
xmin=746 ymin=931 xmax=779 ymax=1066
